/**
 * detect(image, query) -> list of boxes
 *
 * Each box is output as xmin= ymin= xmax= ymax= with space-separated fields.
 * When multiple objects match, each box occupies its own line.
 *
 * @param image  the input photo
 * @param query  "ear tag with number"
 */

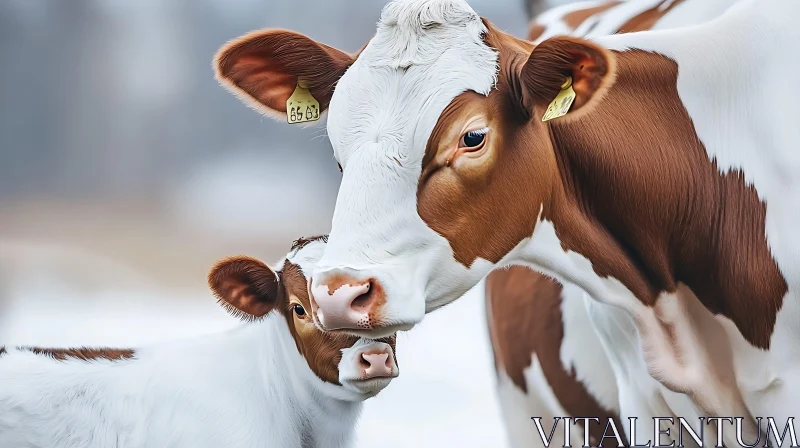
xmin=286 ymin=80 xmax=320 ymax=124
xmin=542 ymin=77 xmax=576 ymax=122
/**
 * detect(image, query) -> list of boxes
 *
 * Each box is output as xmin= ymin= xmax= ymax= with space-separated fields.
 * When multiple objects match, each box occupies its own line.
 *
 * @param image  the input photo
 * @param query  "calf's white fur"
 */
xmin=0 ymin=239 xmax=398 ymax=448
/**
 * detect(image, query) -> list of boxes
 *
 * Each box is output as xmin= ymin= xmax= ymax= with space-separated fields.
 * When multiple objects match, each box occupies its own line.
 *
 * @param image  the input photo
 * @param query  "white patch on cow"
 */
xmin=508 ymin=217 xmax=644 ymax=314
xmin=558 ymin=282 xmax=619 ymax=414
xmin=318 ymin=0 xmax=500 ymax=325
xmin=650 ymin=0 xmax=738 ymax=31
xmin=596 ymin=0 xmax=800 ymax=431
xmin=495 ymin=364 xmax=583 ymax=448
xmin=637 ymin=288 xmax=761 ymax=445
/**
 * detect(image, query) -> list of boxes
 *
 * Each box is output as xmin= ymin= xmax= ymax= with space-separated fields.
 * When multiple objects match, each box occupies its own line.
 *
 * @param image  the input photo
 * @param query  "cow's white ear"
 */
xmin=214 ymin=29 xmax=356 ymax=120
xmin=520 ymin=36 xmax=615 ymax=119
xmin=208 ymin=256 xmax=282 ymax=320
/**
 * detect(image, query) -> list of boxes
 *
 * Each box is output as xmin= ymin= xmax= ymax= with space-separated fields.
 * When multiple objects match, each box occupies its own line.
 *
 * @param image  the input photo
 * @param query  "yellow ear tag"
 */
xmin=541 ymin=77 xmax=576 ymax=122
xmin=286 ymin=80 xmax=320 ymax=124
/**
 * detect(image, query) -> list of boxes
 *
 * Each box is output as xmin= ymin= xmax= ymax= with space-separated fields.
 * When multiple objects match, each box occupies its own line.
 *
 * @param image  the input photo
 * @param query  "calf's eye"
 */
xmin=293 ymin=304 xmax=306 ymax=317
xmin=459 ymin=128 xmax=488 ymax=149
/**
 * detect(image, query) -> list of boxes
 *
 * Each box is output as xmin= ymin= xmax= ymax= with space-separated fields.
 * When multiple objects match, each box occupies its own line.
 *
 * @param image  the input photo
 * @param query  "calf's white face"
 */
xmin=208 ymin=237 xmax=399 ymax=397
xmin=214 ymin=0 xmax=614 ymax=337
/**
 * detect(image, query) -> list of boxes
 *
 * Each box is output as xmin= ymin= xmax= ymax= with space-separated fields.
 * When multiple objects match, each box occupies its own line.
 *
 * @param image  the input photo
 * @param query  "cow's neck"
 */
xmin=538 ymin=49 xmax=786 ymax=349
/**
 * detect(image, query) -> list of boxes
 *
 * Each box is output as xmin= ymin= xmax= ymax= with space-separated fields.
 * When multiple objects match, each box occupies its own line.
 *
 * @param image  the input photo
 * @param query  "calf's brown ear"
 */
xmin=520 ymin=36 xmax=614 ymax=118
xmin=214 ymin=29 xmax=356 ymax=120
xmin=208 ymin=256 xmax=282 ymax=320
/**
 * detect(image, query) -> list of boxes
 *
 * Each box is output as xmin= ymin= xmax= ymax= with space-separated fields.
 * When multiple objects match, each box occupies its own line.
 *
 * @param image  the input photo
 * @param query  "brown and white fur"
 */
xmin=214 ymin=0 xmax=799 ymax=445
xmin=0 ymin=236 xmax=398 ymax=448
xmin=485 ymin=0 xmax=741 ymax=446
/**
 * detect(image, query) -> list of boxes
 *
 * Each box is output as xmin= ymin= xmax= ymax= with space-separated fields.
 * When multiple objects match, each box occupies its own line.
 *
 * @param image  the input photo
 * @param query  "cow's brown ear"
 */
xmin=208 ymin=256 xmax=282 ymax=320
xmin=520 ymin=37 xmax=615 ymax=118
xmin=214 ymin=29 xmax=355 ymax=120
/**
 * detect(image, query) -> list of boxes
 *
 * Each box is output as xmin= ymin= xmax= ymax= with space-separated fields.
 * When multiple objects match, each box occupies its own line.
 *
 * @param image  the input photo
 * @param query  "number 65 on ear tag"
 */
xmin=286 ymin=80 xmax=320 ymax=124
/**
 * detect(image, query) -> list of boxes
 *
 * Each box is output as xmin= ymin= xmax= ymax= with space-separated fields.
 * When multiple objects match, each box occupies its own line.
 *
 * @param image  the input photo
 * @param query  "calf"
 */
xmin=0 ymin=236 xmax=398 ymax=448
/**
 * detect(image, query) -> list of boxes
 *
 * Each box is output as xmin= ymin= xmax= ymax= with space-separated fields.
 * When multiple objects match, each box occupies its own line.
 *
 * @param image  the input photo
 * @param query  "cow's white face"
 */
xmin=317 ymin=0 xmax=499 ymax=336
xmin=214 ymin=0 xmax=614 ymax=337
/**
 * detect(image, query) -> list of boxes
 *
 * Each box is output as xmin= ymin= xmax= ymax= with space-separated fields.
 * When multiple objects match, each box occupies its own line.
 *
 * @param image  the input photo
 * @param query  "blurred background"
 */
xmin=0 ymin=0 xmax=548 ymax=446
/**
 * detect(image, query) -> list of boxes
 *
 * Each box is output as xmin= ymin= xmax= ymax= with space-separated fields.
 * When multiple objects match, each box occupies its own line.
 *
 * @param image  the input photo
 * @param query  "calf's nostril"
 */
xmin=359 ymin=353 xmax=372 ymax=368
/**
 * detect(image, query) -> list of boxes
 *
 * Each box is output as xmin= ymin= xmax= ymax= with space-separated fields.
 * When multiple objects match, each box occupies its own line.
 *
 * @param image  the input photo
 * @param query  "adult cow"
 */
xmin=487 ymin=0 xmax=742 ymax=446
xmin=214 ymin=0 xmax=798 ymax=444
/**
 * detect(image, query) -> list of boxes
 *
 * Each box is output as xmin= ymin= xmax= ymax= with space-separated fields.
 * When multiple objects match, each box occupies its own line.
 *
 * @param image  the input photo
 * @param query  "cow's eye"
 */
xmin=292 ymin=304 xmax=307 ymax=318
xmin=459 ymin=128 xmax=488 ymax=149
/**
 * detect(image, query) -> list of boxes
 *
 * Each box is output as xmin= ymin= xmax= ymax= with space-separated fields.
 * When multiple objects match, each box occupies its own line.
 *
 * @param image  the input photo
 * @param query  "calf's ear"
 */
xmin=214 ymin=29 xmax=356 ymax=120
xmin=208 ymin=256 xmax=282 ymax=320
xmin=520 ymin=36 xmax=614 ymax=118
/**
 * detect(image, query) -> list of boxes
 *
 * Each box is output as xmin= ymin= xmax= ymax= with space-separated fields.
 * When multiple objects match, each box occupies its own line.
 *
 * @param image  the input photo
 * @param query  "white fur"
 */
xmin=0 ymin=242 xmax=395 ymax=448
xmin=316 ymin=0 xmax=499 ymax=333
xmin=558 ymin=282 xmax=618 ymax=414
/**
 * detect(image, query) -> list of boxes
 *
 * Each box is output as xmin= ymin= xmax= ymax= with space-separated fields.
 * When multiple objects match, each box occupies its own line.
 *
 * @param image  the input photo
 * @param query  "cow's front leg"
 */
xmin=635 ymin=284 xmax=759 ymax=446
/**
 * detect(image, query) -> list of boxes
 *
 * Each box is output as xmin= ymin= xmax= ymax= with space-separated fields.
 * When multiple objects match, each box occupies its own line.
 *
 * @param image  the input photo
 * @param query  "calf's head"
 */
xmin=208 ymin=237 xmax=399 ymax=398
xmin=214 ymin=0 xmax=615 ymax=337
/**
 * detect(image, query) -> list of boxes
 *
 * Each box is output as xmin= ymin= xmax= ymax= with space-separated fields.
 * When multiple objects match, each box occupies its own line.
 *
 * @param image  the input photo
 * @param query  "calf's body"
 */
xmin=0 ymin=238 xmax=398 ymax=448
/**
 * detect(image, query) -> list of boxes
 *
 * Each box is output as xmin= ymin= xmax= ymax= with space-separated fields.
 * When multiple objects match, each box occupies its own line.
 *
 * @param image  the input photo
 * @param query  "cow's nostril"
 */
xmin=359 ymin=353 xmax=372 ymax=368
xmin=350 ymin=280 xmax=373 ymax=310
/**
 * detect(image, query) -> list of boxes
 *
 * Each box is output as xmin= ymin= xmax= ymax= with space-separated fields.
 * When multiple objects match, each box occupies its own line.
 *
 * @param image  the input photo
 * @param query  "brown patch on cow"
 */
xmin=563 ymin=1 xmax=622 ymax=30
xmin=417 ymin=23 xmax=786 ymax=348
xmin=21 ymin=347 xmax=135 ymax=362
xmin=543 ymin=50 xmax=787 ymax=347
xmin=281 ymin=260 xmax=397 ymax=385
xmin=486 ymin=267 xmax=626 ymax=446
xmin=527 ymin=23 xmax=546 ymax=41
xmin=617 ymin=0 xmax=685 ymax=33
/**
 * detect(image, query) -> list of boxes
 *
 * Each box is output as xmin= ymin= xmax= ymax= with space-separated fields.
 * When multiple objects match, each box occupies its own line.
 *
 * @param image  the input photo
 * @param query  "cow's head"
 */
xmin=208 ymin=236 xmax=399 ymax=399
xmin=214 ymin=0 xmax=615 ymax=337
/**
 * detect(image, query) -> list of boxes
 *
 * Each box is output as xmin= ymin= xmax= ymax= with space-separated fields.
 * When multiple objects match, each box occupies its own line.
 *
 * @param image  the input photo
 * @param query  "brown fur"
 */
xmin=528 ymin=23 xmax=547 ymax=41
xmin=617 ymin=0 xmax=686 ymax=33
xmin=208 ymin=255 xmax=281 ymax=319
xmin=418 ymin=25 xmax=787 ymax=348
xmin=214 ymin=30 xmax=355 ymax=118
xmin=20 ymin=347 xmax=135 ymax=362
xmin=563 ymin=2 xmax=622 ymax=30
xmin=486 ymin=267 xmax=626 ymax=447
